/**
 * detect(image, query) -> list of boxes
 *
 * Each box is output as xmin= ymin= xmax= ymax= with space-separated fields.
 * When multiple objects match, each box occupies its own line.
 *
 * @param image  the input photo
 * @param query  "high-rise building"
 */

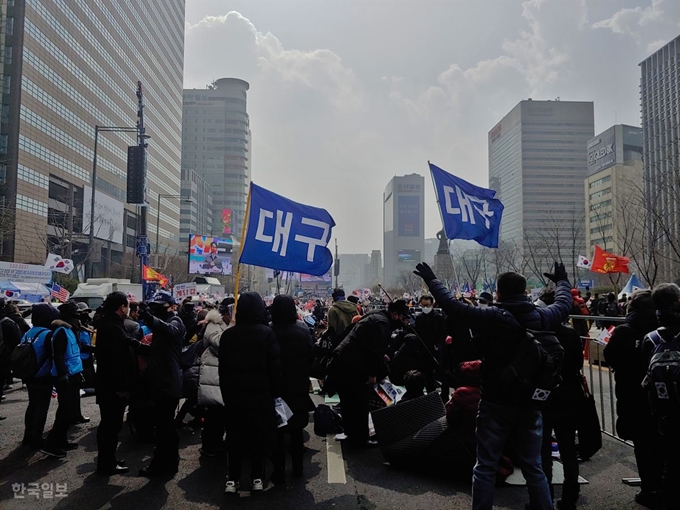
xmin=180 ymin=168 xmax=213 ymax=245
xmin=338 ymin=253 xmax=369 ymax=291
xmin=585 ymin=125 xmax=643 ymax=255
xmin=640 ymin=36 xmax=680 ymax=282
xmin=181 ymin=78 xmax=251 ymax=239
xmin=0 ymin=0 xmax=185 ymax=274
xmin=488 ymin=100 xmax=594 ymax=262
xmin=383 ymin=174 xmax=425 ymax=287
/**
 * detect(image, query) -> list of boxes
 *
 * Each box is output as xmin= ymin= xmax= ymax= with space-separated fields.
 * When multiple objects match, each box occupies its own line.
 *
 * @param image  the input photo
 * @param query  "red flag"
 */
xmin=590 ymin=245 xmax=630 ymax=274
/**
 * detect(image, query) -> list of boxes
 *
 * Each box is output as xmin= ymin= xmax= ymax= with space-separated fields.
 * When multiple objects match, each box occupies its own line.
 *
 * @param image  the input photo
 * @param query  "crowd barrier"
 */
xmin=568 ymin=314 xmax=631 ymax=446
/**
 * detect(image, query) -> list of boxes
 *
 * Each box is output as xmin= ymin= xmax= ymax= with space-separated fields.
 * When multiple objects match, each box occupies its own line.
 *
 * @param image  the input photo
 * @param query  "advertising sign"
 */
xmin=0 ymin=262 xmax=53 ymax=283
xmin=173 ymin=282 xmax=197 ymax=299
xmin=587 ymin=134 xmax=616 ymax=173
xmin=397 ymin=249 xmax=421 ymax=263
xmin=299 ymin=270 xmax=332 ymax=283
xmin=188 ymin=235 xmax=234 ymax=275
xmin=221 ymin=208 xmax=233 ymax=235
xmin=82 ymin=185 xmax=125 ymax=245
xmin=397 ymin=195 xmax=420 ymax=237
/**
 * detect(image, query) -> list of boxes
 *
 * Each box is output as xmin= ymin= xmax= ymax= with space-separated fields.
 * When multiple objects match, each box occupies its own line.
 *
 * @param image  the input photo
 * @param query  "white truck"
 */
xmin=193 ymin=276 xmax=225 ymax=299
xmin=71 ymin=278 xmax=143 ymax=309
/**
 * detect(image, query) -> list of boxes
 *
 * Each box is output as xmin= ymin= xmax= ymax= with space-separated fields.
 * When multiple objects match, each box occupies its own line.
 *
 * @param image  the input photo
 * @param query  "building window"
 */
xmin=4 ymin=46 xmax=11 ymax=65
xmin=6 ymin=17 xmax=13 ymax=36
xmin=1 ymin=106 xmax=8 ymax=124
xmin=2 ymin=75 xmax=10 ymax=95
xmin=0 ymin=134 xmax=7 ymax=154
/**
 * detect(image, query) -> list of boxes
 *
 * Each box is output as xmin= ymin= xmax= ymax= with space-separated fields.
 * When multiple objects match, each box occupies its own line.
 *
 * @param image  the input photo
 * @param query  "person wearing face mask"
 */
xmin=94 ymin=292 xmax=138 ymax=475
xmin=136 ymin=291 xmax=186 ymax=477
xmin=414 ymin=295 xmax=447 ymax=394
xmin=328 ymin=299 xmax=411 ymax=447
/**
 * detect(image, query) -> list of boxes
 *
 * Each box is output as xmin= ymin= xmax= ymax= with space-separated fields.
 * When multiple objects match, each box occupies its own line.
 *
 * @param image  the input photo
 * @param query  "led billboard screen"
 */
xmin=188 ymin=235 xmax=233 ymax=275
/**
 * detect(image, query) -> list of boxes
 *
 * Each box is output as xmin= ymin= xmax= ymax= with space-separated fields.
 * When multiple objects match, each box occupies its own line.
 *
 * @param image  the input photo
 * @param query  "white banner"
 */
xmin=173 ymin=282 xmax=197 ymax=299
xmin=82 ymin=185 xmax=125 ymax=245
xmin=0 ymin=262 xmax=53 ymax=283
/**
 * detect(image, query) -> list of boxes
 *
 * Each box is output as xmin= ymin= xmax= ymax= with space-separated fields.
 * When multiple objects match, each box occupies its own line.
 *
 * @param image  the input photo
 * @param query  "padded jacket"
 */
xmin=426 ymin=278 xmax=572 ymax=404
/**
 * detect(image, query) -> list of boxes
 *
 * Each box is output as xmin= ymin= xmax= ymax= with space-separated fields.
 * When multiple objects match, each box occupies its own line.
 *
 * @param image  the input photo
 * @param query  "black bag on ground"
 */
xmin=576 ymin=375 xmax=602 ymax=460
xmin=313 ymin=404 xmax=343 ymax=436
xmin=499 ymin=327 xmax=565 ymax=405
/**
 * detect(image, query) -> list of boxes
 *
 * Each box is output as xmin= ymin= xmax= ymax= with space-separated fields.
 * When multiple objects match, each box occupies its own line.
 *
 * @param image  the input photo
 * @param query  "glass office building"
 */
xmin=640 ymin=35 xmax=680 ymax=282
xmin=488 ymin=100 xmax=594 ymax=257
xmin=182 ymin=78 xmax=251 ymax=239
xmin=0 ymin=0 xmax=185 ymax=275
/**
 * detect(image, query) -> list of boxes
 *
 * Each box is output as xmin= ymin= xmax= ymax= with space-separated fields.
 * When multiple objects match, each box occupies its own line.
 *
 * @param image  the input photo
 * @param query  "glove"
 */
xmin=138 ymin=306 xmax=154 ymax=324
xmin=413 ymin=262 xmax=437 ymax=284
xmin=543 ymin=261 xmax=568 ymax=284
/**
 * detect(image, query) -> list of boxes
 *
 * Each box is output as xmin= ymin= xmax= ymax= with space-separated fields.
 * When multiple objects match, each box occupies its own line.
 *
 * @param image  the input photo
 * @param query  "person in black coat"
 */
xmin=136 ymin=290 xmax=186 ymax=477
xmin=219 ymin=292 xmax=282 ymax=493
xmin=537 ymin=290 xmax=586 ymax=510
xmin=94 ymin=291 xmax=138 ymax=475
xmin=269 ymin=295 xmax=315 ymax=483
xmin=0 ymin=299 xmax=22 ymax=420
xmin=329 ymin=300 xmax=411 ymax=446
xmin=604 ymin=289 xmax=660 ymax=508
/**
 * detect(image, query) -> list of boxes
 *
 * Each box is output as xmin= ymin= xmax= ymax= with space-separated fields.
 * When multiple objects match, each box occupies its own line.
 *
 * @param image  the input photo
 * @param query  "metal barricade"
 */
xmin=569 ymin=314 xmax=633 ymax=446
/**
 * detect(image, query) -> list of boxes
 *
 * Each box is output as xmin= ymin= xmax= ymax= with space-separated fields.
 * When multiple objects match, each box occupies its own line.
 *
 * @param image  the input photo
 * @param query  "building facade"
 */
xmin=181 ymin=78 xmax=251 ymax=239
xmin=180 ymin=168 xmax=213 ymax=246
xmin=383 ymin=174 xmax=425 ymax=288
xmin=0 ymin=0 xmax=185 ymax=276
xmin=488 ymin=99 xmax=594 ymax=263
xmin=585 ymin=125 xmax=643 ymax=256
xmin=338 ymin=253 xmax=369 ymax=292
xmin=640 ymin=36 xmax=680 ymax=283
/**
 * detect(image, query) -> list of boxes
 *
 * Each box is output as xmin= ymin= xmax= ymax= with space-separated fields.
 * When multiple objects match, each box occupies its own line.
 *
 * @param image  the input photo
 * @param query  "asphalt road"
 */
xmin=0 ymin=383 xmax=646 ymax=509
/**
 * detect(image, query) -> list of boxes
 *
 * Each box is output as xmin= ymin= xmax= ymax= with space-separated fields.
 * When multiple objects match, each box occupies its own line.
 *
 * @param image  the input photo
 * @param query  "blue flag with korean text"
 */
xmin=239 ymin=183 xmax=335 ymax=276
xmin=429 ymin=163 xmax=504 ymax=248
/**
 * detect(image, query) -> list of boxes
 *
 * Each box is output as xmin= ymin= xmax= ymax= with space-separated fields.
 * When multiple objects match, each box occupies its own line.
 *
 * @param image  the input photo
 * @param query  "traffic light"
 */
xmin=127 ymin=145 xmax=145 ymax=204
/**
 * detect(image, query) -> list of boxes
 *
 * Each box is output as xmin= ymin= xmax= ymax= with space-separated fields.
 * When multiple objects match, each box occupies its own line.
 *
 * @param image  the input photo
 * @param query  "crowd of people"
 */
xmin=0 ymin=264 xmax=678 ymax=510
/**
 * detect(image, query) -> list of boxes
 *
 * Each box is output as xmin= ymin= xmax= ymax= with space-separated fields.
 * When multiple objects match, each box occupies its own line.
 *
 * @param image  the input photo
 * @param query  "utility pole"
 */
xmin=135 ymin=82 xmax=151 ymax=299
xmin=334 ymin=238 xmax=339 ymax=288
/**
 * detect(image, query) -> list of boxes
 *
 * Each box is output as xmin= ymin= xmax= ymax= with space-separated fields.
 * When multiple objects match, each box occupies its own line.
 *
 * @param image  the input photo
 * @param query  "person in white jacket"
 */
xmin=197 ymin=299 xmax=232 ymax=456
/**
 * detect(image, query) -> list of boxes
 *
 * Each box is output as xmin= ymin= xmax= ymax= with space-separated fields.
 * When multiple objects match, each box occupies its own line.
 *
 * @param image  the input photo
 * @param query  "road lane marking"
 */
xmin=326 ymin=434 xmax=347 ymax=484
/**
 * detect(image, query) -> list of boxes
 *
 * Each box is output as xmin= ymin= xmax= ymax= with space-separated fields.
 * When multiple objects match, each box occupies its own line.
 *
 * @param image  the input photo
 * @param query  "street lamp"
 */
xmin=87 ymin=125 xmax=138 ymax=279
xmin=155 ymin=193 xmax=192 ymax=267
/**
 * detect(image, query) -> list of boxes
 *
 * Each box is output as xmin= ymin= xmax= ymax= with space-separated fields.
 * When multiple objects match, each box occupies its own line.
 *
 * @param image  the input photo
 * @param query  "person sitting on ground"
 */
xmin=400 ymin=370 xmax=426 ymax=402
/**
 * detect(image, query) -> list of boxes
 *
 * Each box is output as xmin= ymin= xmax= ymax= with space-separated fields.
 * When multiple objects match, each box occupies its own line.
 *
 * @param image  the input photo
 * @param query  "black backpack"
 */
xmin=645 ymin=333 xmax=680 ymax=426
xmin=605 ymin=302 xmax=619 ymax=317
xmin=10 ymin=328 xmax=48 ymax=380
xmin=499 ymin=327 xmax=565 ymax=405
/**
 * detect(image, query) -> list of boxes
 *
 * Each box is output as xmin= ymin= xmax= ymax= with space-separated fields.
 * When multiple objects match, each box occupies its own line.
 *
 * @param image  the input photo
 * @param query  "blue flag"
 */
xmin=429 ymin=163 xmax=504 ymax=248
xmin=239 ymin=183 xmax=335 ymax=276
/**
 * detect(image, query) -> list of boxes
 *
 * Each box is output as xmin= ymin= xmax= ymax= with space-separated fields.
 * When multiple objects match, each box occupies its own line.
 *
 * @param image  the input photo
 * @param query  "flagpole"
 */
xmin=232 ymin=183 xmax=252 ymax=322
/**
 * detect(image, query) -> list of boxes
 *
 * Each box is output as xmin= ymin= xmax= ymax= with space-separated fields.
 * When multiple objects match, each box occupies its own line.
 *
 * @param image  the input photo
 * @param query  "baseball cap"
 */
xmin=150 ymin=290 xmax=177 ymax=306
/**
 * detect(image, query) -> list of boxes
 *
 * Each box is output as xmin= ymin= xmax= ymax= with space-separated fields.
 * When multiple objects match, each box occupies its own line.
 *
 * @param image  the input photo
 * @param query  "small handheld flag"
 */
xmin=429 ymin=163 xmax=504 ymax=248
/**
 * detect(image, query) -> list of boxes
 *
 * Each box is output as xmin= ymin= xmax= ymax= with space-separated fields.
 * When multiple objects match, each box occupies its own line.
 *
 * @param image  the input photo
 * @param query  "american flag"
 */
xmin=51 ymin=283 xmax=70 ymax=302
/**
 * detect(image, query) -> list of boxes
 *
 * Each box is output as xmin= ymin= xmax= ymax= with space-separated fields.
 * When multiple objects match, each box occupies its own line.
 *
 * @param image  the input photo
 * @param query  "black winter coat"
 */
xmin=604 ymin=310 xmax=658 ymax=439
xmin=545 ymin=323 xmax=584 ymax=410
xmin=95 ymin=312 xmax=138 ymax=402
xmin=333 ymin=310 xmax=393 ymax=380
xmin=270 ymin=295 xmax=315 ymax=429
xmin=219 ymin=292 xmax=282 ymax=428
xmin=144 ymin=313 xmax=185 ymax=399
xmin=427 ymin=279 xmax=572 ymax=404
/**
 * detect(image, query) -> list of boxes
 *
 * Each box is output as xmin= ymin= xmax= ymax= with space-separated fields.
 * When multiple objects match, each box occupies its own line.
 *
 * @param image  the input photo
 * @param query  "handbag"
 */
xmin=576 ymin=374 xmax=602 ymax=461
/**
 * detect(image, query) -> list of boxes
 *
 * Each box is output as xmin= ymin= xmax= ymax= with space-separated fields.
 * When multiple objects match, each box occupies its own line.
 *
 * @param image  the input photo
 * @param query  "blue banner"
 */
xmin=239 ymin=183 xmax=335 ymax=276
xmin=429 ymin=163 xmax=504 ymax=248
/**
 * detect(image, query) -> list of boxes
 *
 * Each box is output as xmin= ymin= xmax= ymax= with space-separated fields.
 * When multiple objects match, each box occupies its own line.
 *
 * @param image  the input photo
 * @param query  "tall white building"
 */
xmin=383 ymin=174 xmax=425 ymax=287
xmin=488 ymin=99 xmax=594 ymax=263
xmin=182 ymin=78 xmax=251 ymax=238
xmin=640 ymin=35 xmax=680 ymax=282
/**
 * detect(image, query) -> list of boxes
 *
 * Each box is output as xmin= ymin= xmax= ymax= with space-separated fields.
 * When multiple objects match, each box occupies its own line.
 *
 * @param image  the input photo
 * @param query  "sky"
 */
xmin=183 ymin=0 xmax=680 ymax=255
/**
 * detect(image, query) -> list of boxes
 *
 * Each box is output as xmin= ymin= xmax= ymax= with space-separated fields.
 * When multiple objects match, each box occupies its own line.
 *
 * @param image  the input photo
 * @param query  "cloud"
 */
xmin=646 ymin=39 xmax=668 ymax=53
xmin=591 ymin=0 xmax=678 ymax=43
